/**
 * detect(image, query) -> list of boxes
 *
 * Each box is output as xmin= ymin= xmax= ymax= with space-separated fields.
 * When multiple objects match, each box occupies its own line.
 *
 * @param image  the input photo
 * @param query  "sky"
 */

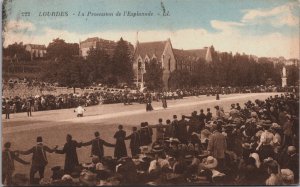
xmin=3 ymin=0 xmax=300 ymax=59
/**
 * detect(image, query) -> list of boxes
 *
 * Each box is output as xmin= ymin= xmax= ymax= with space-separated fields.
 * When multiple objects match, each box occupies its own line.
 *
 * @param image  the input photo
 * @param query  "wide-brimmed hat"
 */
xmin=151 ymin=145 xmax=164 ymax=153
xmin=39 ymin=178 xmax=52 ymax=185
xmin=203 ymin=156 xmax=218 ymax=169
xmin=140 ymin=146 xmax=150 ymax=154
xmin=242 ymin=143 xmax=252 ymax=150
xmin=281 ymin=169 xmax=294 ymax=183
xmin=249 ymin=153 xmax=261 ymax=168
xmin=79 ymin=170 xmax=97 ymax=186
xmin=271 ymin=123 xmax=281 ymax=129
xmin=165 ymin=138 xmax=180 ymax=143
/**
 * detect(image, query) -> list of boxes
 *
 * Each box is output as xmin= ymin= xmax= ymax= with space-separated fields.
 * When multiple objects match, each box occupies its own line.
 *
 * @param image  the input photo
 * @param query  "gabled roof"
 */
xmin=26 ymin=44 xmax=46 ymax=50
xmin=135 ymin=41 xmax=167 ymax=59
xmin=173 ymin=48 xmax=208 ymax=63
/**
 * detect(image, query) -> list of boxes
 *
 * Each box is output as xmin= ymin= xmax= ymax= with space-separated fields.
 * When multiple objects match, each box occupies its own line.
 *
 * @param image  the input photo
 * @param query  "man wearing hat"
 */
xmin=177 ymin=115 xmax=188 ymax=144
xmin=207 ymin=123 xmax=227 ymax=171
xmin=206 ymin=108 xmax=212 ymax=122
xmin=3 ymin=142 xmax=30 ymax=185
xmin=19 ymin=136 xmax=57 ymax=184
xmin=170 ymin=115 xmax=179 ymax=139
xmin=125 ymin=127 xmax=141 ymax=157
xmin=165 ymin=118 xmax=175 ymax=138
xmin=81 ymin=132 xmax=115 ymax=160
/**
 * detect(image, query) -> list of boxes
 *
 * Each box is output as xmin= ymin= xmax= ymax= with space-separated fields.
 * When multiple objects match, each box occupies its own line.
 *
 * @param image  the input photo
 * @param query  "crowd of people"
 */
xmin=3 ymin=85 xmax=298 ymax=118
xmin=3 ymin=92 xmax=299 ymax=186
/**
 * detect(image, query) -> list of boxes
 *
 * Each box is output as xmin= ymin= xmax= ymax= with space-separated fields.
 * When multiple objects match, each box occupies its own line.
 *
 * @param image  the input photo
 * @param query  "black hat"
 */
xmin=37 ymin=136 xmax=43 ymax=143
xmin=173 ymin=115 xmax=177 ymax=119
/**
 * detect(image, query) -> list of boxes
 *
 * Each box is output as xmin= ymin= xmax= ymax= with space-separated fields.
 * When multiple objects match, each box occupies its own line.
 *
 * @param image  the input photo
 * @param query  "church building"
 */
xmin=133 ymin=38 xmax=213 ymax=89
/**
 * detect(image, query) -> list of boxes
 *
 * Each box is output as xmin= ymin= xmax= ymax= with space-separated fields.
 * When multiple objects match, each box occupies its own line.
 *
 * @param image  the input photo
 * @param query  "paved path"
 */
xmin=3 ymin=93 xmax=276 ymax=134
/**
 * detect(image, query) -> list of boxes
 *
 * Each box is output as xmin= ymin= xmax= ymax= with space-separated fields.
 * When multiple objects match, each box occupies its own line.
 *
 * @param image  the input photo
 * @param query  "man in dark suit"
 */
xmin=125 ymin=127 xmax=141 ymax=157
xmin=81 ymin=131 xmax=115 ymax=160
xmin=55 ymin=134 xmax=82 ymax=174
xmin=19 ymin=136 xmax=57 ymax=184
xmin=206 ymin=108 xmax=212 ymax=121
xmin=177 ymin=115 xmax=188 ymax=144
xmin=3 ymin=142 xmax=30 ymax=185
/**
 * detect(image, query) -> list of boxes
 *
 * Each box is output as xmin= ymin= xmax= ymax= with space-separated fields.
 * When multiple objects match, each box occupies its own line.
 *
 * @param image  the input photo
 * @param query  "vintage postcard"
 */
xmin=2 ymin=0 xmax=299 ymax=186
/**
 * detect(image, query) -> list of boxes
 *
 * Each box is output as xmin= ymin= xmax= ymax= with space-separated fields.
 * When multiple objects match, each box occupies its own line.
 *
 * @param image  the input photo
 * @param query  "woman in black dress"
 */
xmin=146 ymin=94 xmax=153 ymax=112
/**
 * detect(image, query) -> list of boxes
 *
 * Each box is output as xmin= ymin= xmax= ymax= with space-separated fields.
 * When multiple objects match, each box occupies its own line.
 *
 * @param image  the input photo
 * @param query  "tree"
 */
xmin=47 ymin=38 xmax=79 ymax=60
xmin=3 ymin=42 xmax=31 ymax=61
xmin=169 ymin=70 xmax=193 ymax=89
xmin=144 ymin=58 xmax=163 ymax=90
xmin=86 ymin=46 xmax=111 ymax=84
xmin=111 ymin=38 xmax=133 ymax=84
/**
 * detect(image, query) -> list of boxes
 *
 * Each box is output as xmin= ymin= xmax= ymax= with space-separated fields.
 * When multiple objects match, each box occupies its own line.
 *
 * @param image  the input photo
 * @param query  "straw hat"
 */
xmin=203 ymin=156 xmax=218 ymax=169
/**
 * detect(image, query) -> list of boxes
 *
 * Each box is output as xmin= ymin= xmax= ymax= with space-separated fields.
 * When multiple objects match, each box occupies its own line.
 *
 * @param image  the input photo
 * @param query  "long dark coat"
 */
xmin=56 ymin=140 xmax=81 ymax=173
xmin=139 ymin=127 xmax=153 ymax=146
xmin=177 ymin=119 xmax=188 ymax=143
xmin=125 ymin=132 xmax=141 ymax=156
xmin=162 ymin=97 xmax=167 ymax=108
xmin=81 ymin=138 xmax=115 ymax=159
xmin=114 ymin=130 xmax=127 ymax=159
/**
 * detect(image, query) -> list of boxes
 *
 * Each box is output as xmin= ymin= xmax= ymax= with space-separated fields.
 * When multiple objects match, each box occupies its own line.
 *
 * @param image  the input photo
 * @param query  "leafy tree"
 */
xmin=47 ymin=38 xmax=79 ymax=60
xmin=3 ymin=42 xmax=31 ymax=61
xmin=86 ymin=46 xmax=111 ymax=84
xmin=169 ymin=69 xmax=193 ymax=89
xmin=144 ymin=58 xmax=163 ymax=90
xmin=111 ymin=37 xmax=133 ymax=84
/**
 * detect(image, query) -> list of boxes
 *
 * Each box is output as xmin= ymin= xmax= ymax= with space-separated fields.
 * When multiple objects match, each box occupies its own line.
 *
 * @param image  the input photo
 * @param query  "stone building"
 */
xmin=79 ymin=37 xmax=117 ymax=58
xmin=79 ymin=37 xmax=134 ymax=58
xmin=25 ymin=44 xmax=47 ymax=60
xmin=133 ymin=39 xmax=176 ymax=89
xmin=133 ymin=38 xmax=212 ymax=89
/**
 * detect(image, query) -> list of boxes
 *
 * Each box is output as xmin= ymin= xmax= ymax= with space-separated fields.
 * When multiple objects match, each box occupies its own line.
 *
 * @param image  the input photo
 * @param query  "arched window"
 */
xmin=138 ymin=60 xmax=142 ymax=70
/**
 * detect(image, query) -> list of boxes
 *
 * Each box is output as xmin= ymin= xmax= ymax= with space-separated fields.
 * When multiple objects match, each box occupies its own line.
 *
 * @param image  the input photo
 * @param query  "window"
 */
xmin=168 ymin=58 xmax=171 ymax=71
xmin=138 ymin=60 xmax=142 ymax=69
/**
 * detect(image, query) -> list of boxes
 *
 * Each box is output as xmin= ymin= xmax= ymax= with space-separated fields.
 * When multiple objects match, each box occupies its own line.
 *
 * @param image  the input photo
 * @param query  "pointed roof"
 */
xmin=173 ymin=48 xmax=208 ymax=63
xmin=135 ymin=40 xmax=167 ymax=59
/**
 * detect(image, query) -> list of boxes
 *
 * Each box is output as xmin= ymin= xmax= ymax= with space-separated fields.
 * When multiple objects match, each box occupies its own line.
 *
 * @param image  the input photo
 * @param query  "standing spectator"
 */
xmin=207 ymin=123 xmax=227 ymax=171
xmin=55 ymin=134 xmax=82 ymax=174
xmin=206 ymin=108 xmax=212 ymax=121
xmin=125 ymin=127 xmax=141 ymax=157
xmin=265 ymin=160 xmax=283 ymax=185
xmin=81 ymin=131 xmax=115 ymax=160
xmin=154 ymin=118 xmax=165 ymax=141
xmin=19 ymin=136 xmax=57 ymax=184
xmin=161 ymin=95 xmax=167 ymax=109
xmin=198 ymin=109 xmax=206 ymax=125
xmin=26 ymin=100 xmax=32 ymax=117
xmin=171 ymin=115 xmax=179 ymax=139
xmin=282 ymin=115 xmax=293 ymax=149
xmin=164 ymin=119 xmax=175 ymax=138
xmin=284 ymin=146 xmax=299 ymax=183
xmin=2 ymin=142 xmax=30 ymax=185
xmin=139 ymin=122 xmax=152 ymax=146
xmin=114 ymin=125 xmax=127 ymax=159
xmin=177 ymin=115 xmax=188 ymax=144
xmin=4 ymin=102 xmax=10 ymax=119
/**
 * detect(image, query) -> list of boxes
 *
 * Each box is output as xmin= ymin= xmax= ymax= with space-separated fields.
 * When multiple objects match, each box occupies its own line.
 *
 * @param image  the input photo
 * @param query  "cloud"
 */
xmin=210 ymin=20 xmax=244 ymax=35
xmin=5 ymin=20 xmax=36 ymax=32
xmin=242 ymin=2 xmax=299 ymax=27
xmin=3 ymin=25 xmax=299 ymax=59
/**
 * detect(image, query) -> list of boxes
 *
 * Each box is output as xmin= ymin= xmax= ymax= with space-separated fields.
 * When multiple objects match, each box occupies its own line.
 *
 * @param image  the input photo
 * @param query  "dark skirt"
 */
xmin=146 ymin=103 xmax=153 ymax=111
